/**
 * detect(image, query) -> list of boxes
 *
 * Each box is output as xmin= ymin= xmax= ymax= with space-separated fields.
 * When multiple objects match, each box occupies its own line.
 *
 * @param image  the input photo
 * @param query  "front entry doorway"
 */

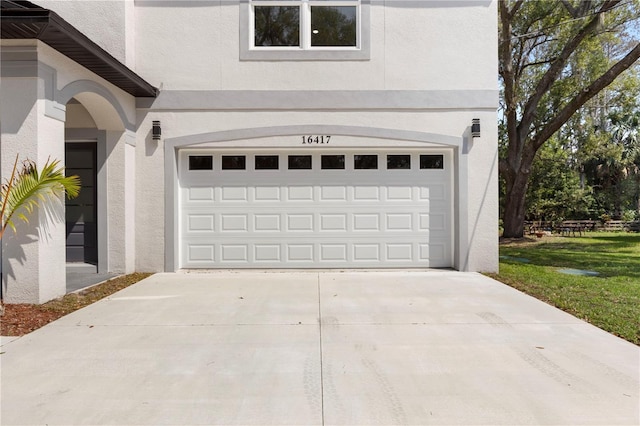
xmin=65 ymin=142 xmax=98 ymax=264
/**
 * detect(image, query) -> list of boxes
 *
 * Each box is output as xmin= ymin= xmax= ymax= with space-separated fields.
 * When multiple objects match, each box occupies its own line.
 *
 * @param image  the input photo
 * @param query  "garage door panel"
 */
xmin=221 ymin=214 xmax=248 ymax=232
xmin=188 ymin=186 xmax=214 ymax=201
xmin=221 ymin=187 xmax=248 ymax=201
xmin=386 ymin=243 xmax=413 ymax=261
xmin=188 ymin=214 xmax=215 ymax=232
xmin=353 ymin=244 xmax=380 ymax=261
xmin=179 ymin=150 xmax=452 ymax=268
xmin=287 ymin=244 xmax=315 ymax=262
xmin=288 ymin=214 xmax=314 ymax=231
xmin=386 ymin=186 xmax=413 ymax=201
xmin=221 ymin=244 xmax=249 ymax=262
xmin=254 ymin=186 xmax=281 ymax=201
xmin=254 ymin=214 xmax=281 ymax=231
xmin=386 ymin=213 xmax=413 ymax=231
xmin=287 ymin=186 xmax=314 ymax=201
xmin=353 ymin=214 xmax=380 ymax=231
xmin=320 ymin=214 xmax=347 ymax=232
xmin=320 ymin=244 xmax=348 ymax=261
xmin=321 ymin=186 xmax=347 ymax=201
xmin=353 ymin=186 xmax=380 ymax=201
xmin=188 ymin=245 xmax=215 ymax=262
xmin=254 ymin=244 xmax=281 ymax=262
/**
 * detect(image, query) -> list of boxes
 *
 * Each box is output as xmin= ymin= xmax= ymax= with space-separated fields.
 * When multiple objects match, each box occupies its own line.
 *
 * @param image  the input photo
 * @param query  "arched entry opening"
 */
xmin=61 ymin=82 xmax=132 ymax=292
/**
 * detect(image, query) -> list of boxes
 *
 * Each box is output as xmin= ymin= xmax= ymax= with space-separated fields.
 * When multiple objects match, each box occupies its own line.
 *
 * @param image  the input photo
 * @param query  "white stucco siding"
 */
xmin=1 ymin=39 xmax=139 ymax=303
xmin=462 ymin=110 xmax=500 ymax=272
xmin=37 ymin=44 xmax=136 ymax=130
xmin=385 ymin=1 xmax=498 ymax=90
xmin=33 ymin=0 xmax=134 ymax=67
xmin=135 ymin=2 xmax=222 ymax=91
xmin=0 ymin=76 xmax=67 ymax=303
xmin=134 ymin=1 xmax=497 ymax=91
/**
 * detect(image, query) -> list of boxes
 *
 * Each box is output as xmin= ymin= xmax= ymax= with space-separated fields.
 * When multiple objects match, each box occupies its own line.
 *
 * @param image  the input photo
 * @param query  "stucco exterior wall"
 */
xmin=134 ymin=0 xmax=497 ymax=91
xmin=1 ymin=40 xmax=138 ymax=303
xmin=34 ymin=0 xmax=135 ymax=68
xmin=4 ymin=0 xmax=499 ymax=295
xmin=131 ymin=0 xmax=498 ymax=272
xmin=0 ymin=73 xmax=66 ymax=303
xmin=135 ymin=108 xmax=499 ymax=272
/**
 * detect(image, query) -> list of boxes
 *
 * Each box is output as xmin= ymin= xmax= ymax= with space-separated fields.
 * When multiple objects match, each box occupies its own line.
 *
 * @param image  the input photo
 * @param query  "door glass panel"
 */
xmin=288 ymin=155 xmax=312 ymax=170
xmin=321 ymin=155 xmax=345 ymax=169
xmin=387 ymin=155 xmax=411 ymax=169
xmin=354 ymin=154 xmax=378 ymax=169
xmin=255 ymin=155 xmax=279 ymax=170
xmin=420 ymin=155 xmax=444 ymax=169
xmin=189 ymin=155 xmax=213 ymax=170
xmin=221 ymin=156 xmax=246 ymax=170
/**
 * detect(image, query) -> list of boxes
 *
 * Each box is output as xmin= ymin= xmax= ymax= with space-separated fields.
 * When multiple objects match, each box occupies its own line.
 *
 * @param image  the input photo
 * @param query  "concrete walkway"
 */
xmin=1 ymin=271 xmax=638 ymax=425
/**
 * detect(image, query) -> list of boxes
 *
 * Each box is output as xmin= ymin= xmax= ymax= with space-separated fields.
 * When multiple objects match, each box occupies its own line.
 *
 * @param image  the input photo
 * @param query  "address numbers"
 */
xmin=302 ymin=135 xmax=331 ymax=145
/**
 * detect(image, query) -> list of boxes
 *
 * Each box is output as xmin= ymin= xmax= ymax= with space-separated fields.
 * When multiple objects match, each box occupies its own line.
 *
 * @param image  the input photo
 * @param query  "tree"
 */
xmin=587 ymin=109 xmax=640 ymax=216
xmin=499 ymin=0 xmax=640 ymax=237
xmin=525 ymin=138 xmax=595 ymax=223
xmin=1 ymin=156 xmax=80 ymax=313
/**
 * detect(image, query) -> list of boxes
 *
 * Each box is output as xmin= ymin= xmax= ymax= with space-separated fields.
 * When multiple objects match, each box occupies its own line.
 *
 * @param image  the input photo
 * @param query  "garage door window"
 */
xmin=288 ymin=155 xmax=312 ymax=170
xmin=222 ymin=156 xmax=246 ymax=170
xmin=420 ymin=155 xmax=444 ymax=169
xmin=321 ymin=155 xmax=345 ymax=169
xmin=189 ymin=156 xmax=213 ymax=170
xmin=387 ymin=155 xmax=411 ymax=169
xmin=255 ymin=155 xmax=279 ymax=170
xmin=354 ymin=154 xmax=378 ymax=169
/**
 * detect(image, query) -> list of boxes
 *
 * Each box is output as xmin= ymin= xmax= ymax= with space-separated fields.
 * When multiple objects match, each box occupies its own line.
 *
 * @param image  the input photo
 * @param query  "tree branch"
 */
xmin=560 ymin=0 xmax=578 ymax=18
xmin=517 ymin=0 xmax=622 ymax=142
xmin=533 ymin=42 xmax=640 ymax=150
xmin=499 ymin=0 xmax=522 ymax=171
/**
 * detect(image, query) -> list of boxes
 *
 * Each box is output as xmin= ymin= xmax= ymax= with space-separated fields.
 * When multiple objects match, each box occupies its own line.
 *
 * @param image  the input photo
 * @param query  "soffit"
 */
xmin=1 ymin=1 xmax=158 ymax=98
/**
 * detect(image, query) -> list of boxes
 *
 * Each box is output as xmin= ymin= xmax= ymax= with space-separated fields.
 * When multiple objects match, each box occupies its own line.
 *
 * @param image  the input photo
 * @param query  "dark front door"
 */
xmin=65 ymin=143 xmax=97 ymax=264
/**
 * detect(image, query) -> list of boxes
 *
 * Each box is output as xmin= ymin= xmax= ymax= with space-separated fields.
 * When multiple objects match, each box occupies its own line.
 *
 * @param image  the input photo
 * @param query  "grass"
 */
xmin=487 ymin=232 xmax=640 ymax=345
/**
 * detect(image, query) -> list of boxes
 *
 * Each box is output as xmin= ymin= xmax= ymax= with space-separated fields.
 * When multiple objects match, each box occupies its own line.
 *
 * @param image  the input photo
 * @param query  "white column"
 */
xmin=105 ymin=129 xmax=136 ymax=273
xmin=1 ymin=75 xmax=67 ymax=303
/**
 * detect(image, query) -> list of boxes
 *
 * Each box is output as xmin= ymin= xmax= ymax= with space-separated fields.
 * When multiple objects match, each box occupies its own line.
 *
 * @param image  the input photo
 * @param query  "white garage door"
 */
xmin=179 ymin=150 xmax=453 ymax=268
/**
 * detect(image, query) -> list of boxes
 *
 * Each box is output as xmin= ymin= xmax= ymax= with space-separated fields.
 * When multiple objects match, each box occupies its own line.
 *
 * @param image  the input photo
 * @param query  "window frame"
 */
xmin=241 ymin=0 xmax=370 ymax=61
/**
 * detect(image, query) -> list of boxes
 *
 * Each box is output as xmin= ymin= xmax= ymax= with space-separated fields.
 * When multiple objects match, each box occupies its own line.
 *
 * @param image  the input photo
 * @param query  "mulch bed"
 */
xmin=1 ymin=272 xmax=152 ymax=337
xmin=1 ymin=304 xmax=64 ymax=336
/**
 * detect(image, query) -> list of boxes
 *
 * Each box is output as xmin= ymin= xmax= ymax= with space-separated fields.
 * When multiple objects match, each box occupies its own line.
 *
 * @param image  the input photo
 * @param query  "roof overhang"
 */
xmin=1 ymin=0 xmax=158 ymax=97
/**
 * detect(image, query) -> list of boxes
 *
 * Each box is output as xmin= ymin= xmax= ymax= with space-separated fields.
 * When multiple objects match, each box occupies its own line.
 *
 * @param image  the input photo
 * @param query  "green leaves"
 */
xmin=0 ymin=156 xmax=80 ymax=239
xmin=499 ymin=0 xmax=640 ymax=236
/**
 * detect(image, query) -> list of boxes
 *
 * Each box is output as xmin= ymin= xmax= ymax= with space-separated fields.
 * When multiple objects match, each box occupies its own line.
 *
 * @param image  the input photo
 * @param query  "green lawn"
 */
xmin=487 ymin=233 xmax=640 ymax=345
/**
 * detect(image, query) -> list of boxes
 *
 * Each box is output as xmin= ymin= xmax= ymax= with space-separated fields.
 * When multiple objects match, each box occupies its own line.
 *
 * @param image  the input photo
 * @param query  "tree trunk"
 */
xmin=502 ymin=145 xmax=537 ymax=238
xmin=502 ymin=170 xmax=530 ymax=238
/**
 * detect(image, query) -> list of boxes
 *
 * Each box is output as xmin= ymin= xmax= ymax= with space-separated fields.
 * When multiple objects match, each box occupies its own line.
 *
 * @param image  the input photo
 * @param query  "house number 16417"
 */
xmin=302 ymin=135 xmax=331 ymax=144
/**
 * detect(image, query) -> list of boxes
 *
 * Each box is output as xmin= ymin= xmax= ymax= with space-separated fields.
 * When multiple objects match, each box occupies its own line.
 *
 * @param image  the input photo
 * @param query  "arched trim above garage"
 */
xmin=164 ymin=125 xmax=471 ymax=272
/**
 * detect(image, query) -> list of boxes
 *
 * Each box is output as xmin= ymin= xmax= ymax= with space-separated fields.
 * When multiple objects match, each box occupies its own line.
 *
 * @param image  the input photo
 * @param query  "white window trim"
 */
xmin=240 ymin=0 xmax=370 ymax=61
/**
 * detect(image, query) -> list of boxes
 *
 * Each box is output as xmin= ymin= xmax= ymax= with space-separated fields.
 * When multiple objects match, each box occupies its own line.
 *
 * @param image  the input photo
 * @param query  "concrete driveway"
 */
xmin=1 ymin=271 xmax=638 ymax=425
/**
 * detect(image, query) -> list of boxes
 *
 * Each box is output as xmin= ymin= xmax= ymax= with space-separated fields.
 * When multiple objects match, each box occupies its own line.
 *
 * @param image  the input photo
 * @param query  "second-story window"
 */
xmin=252 ymin=0 xmax=359 ymax=50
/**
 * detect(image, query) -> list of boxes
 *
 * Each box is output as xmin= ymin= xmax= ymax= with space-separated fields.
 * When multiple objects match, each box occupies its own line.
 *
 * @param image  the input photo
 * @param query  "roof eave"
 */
xmin=1 ymin=7 xmax=158 ymax=98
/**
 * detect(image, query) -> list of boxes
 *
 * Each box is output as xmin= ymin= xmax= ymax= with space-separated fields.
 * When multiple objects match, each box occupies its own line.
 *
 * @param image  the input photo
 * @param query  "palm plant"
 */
xmin=1 ymin=155 xmax=80 ymax=313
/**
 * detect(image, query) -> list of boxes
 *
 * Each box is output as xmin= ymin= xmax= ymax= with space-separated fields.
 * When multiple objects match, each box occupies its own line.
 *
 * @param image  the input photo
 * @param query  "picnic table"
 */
xmin=556 ymin=220 xmax=598 ymax=237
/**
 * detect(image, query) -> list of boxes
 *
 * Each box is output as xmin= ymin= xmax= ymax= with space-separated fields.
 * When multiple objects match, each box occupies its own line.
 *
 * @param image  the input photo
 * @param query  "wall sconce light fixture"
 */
xmin=152 ymin=120 xmax=161 ymax=140
xmin=471 ymin=118 xmax=480 ymax=138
